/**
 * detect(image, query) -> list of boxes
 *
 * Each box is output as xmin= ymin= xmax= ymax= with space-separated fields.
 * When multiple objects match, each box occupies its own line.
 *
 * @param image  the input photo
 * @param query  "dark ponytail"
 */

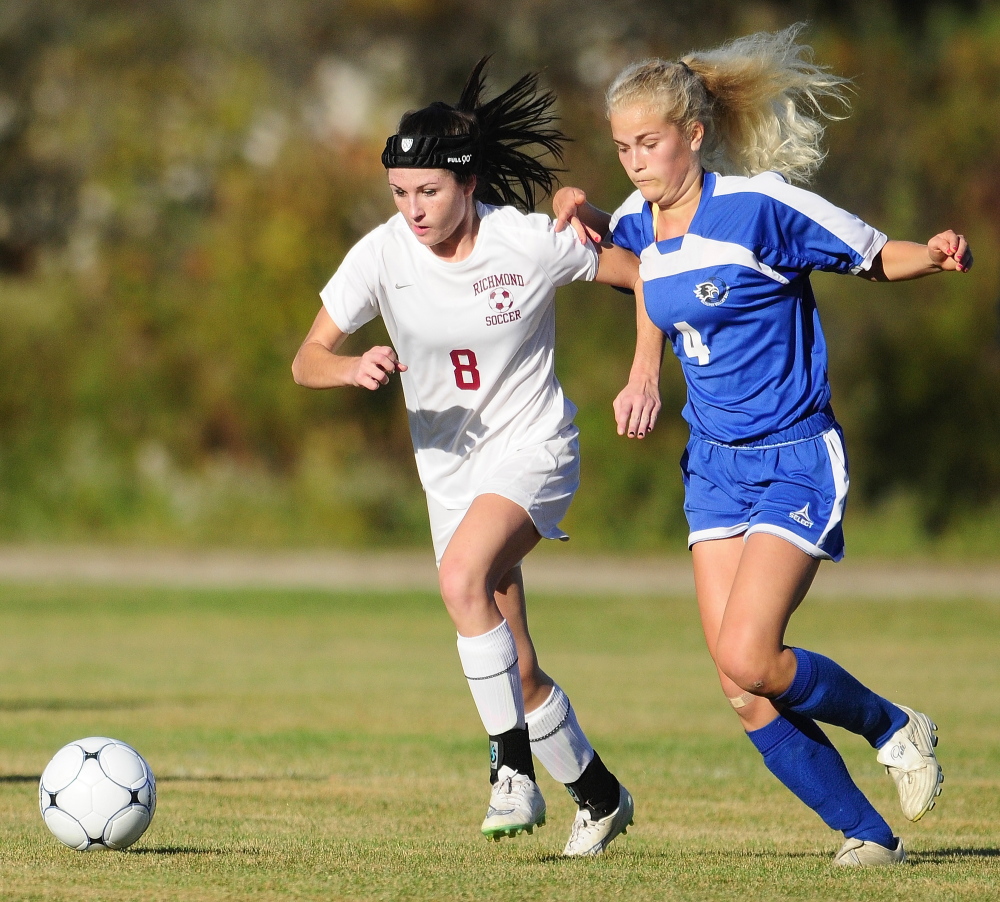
xmin=382 ymin=57 xmax=567 ymax=212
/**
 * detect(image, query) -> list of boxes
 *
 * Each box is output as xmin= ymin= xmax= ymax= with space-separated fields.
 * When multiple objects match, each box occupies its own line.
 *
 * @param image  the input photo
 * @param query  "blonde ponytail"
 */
xmin=606 ymin=25 xmax=850 ymax=184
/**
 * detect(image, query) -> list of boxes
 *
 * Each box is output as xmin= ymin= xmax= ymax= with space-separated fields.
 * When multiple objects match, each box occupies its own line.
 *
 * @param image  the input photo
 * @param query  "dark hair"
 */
xmin=386 ymin=57 xmax=568 ymax=212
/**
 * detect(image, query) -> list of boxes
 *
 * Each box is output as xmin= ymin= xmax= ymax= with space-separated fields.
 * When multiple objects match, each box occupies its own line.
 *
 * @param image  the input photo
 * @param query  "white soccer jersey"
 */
xmin=320 ymin=202 xmax=598 ymax=509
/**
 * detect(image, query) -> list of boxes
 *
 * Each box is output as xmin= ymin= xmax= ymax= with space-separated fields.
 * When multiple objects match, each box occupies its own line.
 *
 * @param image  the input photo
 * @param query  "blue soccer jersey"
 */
xmin=610 ymin=171 xmax=887 ymax=443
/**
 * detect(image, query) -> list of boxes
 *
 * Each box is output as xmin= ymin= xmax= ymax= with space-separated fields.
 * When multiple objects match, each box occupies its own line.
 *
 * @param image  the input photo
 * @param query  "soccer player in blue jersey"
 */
xmin=553 ymin=26 xmax=972 ymax=866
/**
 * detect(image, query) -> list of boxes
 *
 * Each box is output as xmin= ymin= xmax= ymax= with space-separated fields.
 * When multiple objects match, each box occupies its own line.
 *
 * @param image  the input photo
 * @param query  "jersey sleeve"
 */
xmin=746 ymin=175 xmax=888 ymax=275
xmin=318 ymin=230 xmax=384 ymax=334
xmin=609 ymin=190 xmax=650 ymax=257
xmin=522 ymin=212 xmax=599 ymax=287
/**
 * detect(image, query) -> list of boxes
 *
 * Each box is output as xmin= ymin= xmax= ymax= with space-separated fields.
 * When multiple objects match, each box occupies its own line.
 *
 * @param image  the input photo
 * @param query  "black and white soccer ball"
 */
xmin=39 ymin=736 xmax=156 ymax=851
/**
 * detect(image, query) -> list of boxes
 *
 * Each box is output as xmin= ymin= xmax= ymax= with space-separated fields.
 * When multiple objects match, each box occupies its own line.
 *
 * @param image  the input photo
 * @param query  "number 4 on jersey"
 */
xmin=674 ymin=321 xmax=710 ymax=365
xmin=450 ymin=349 xmax=481 ymax=390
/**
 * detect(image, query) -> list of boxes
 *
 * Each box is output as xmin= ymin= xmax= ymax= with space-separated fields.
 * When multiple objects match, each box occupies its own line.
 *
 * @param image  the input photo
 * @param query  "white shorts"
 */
xmin=425 ymin=427 xmax=580 ymax=565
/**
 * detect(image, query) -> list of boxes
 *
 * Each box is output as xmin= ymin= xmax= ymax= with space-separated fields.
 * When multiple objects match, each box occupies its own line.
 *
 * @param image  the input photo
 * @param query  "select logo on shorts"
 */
xmin=489 ymin=740 xmax=499 ymax=767
xmin=694 ymin=277 xmax=729 ymax=306
xmin=789 ymin=504 xmax=814 ymax=528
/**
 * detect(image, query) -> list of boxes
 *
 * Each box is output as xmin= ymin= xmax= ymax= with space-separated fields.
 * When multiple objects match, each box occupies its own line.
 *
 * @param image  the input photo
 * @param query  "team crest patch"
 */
xmin=789 ymin=504 xmax=814 ymax=528
xmin=400 ymin=137 xmax=413 ymax=152
xmin=694 ymin=277 xmax=729 ymax=306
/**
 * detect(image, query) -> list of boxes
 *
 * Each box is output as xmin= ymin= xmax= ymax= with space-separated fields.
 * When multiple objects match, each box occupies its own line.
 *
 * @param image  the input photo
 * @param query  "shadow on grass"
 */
xmin=125 ymin=847 xmax=216 ymax=856
xmin=538 ymin=847 xmax=1000 ymax=865
xmin=910 ymin=848 xmax=1000 ymax=862
xmin=0 ymin=775 xmax=39 ymax=783
xmin=535 ymin=849 xmax=822 ymax=864
xmin=0 ymin=698 xmax=148 ymax=712
xmin=159 ymin=774 xmax=327 ymax=782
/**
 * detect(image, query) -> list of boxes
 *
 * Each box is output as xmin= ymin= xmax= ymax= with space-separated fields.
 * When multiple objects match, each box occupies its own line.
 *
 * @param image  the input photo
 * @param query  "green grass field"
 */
xmin=0 ymin=581 xmax=997 ymax=900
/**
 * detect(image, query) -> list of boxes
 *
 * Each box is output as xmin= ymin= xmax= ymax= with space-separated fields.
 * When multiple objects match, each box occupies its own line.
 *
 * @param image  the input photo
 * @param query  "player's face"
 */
xmin=387 ymin=169 xmax=476 ymax=252
xmin=610 ymin=106 xmax=704 ymax=208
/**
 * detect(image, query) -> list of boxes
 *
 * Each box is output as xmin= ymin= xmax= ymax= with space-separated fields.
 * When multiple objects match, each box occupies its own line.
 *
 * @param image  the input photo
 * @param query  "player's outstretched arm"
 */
xmin=552 ymin=186 xmax=612 ymax=244
xmin=613 ymin=282 xmax=665 ymax=439
xmin=593 ymin=243 xmax=640 ymax=290
xmin=292 ymin=306 xmax=406 ymax=391
xmin=864 ymin=231 xmax=973 ymax=281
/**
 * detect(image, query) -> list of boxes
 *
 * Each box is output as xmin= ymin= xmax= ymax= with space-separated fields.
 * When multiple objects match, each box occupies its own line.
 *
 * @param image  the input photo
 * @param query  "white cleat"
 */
xmin=562 ymin=783 xmax=634 ymax=857
xmin=480 ymin=765 xmax=546 ymax=842
xmin=876 ymin=705 xmax=943 ymax=822
xmin=833 ymin=836 xmax=906 ymax=867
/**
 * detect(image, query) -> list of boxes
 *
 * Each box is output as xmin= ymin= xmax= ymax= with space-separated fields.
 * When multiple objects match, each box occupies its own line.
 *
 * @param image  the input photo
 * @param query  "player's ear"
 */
xmin=462 ymin=173 xmax=477 ymax=199
xmin=688 ymin=121 xmax=705 ymax=153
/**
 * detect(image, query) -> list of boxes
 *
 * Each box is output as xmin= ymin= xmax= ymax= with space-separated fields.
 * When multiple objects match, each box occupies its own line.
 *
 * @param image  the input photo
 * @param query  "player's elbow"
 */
xmin=291 ymin=353 xmax=311 ymax=387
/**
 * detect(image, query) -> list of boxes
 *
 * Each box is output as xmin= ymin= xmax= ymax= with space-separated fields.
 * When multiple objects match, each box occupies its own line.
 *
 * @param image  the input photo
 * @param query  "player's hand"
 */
xmin=613 ymin=377 xmax=661 ymax=439
xmin=352 ymin=346 xmax=407 ymax=390
xmin=927 ymin=230 xmax=972 ymax=273
xmin=553 ymin=186 xmax=601 ymax=244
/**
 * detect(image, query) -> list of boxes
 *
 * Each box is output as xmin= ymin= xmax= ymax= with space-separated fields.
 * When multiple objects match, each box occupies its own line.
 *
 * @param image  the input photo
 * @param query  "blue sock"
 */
xmin=748 ymin=712 xmax=896 ymax=846
xmin=775 ymin=647 xmax=908 ymax=748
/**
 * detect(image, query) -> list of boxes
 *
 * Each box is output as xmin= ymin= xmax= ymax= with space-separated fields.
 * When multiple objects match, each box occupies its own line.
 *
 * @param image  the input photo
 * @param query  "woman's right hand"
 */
xmin=351 ymin=346 xmax=407 ymax=390
xmin=552 ymin=187 xmax=603 ymax=244
xmin=613 ymin=375 xmax=661 ymax=439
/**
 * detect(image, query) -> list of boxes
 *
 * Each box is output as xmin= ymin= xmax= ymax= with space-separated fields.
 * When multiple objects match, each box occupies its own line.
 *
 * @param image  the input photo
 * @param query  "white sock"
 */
xmin=455 ymin=620 xmax=525 ymax=734
xmin=525 ymin=684 xmax=595 ymax=784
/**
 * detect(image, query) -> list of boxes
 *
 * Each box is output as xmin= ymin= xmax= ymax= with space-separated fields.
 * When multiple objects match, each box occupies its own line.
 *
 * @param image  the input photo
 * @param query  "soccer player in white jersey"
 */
xmin=553 ymin=26 xmax=973 ymax=866
xmin=292 ymin=59 xmax=639 ymax=856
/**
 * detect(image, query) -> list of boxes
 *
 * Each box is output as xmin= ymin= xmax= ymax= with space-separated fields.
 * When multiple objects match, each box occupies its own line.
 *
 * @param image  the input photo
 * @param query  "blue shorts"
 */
xmin=681 ymin=409 xmax=849 ymax=561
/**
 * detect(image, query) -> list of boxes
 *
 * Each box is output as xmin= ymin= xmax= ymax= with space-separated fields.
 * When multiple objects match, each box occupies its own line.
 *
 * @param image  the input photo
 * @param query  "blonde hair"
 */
xmin=605 ymin=25 xmax=850 ymax=184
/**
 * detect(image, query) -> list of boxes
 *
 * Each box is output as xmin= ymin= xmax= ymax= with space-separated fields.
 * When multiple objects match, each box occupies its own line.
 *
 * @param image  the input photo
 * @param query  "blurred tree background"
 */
xmin=0 ymin=0 xmax=997 ymax=555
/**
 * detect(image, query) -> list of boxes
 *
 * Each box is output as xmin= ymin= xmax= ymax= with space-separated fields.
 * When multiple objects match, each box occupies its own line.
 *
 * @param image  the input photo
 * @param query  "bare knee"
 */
xmin=715 ymin=635 xmax=784 ymax=697
xmin=439 ymin=559 xmax=484 ymax=616
xmin=440 ymin=557 xmax=505 ymax=637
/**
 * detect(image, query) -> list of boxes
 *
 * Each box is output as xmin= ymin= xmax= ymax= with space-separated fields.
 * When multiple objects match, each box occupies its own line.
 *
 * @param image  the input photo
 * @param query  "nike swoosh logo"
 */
xmin=394 ymin=282 xmax=412 ymax=289
xmin=487 ymin=807 xmax=515 ymax=817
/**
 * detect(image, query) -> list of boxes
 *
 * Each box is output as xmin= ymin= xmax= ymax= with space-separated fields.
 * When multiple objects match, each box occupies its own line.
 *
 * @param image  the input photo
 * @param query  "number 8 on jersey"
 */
xmin=450 ymin=349 xmax=481 ymax=390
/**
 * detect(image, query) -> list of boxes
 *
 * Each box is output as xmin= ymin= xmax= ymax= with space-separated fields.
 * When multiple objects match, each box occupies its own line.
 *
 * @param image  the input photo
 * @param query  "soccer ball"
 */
xmin=489 ymin=288 xmax=513 ymax=310
xmin=39 ymin=737 xmax=156 ymax=851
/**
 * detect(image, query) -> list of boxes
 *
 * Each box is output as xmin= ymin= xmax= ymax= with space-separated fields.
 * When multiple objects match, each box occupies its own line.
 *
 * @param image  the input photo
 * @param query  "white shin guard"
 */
xmin=456 ymin=620 xmax=525 ymax=734
xmin=525 ymin=684 xmax=595 ymax=784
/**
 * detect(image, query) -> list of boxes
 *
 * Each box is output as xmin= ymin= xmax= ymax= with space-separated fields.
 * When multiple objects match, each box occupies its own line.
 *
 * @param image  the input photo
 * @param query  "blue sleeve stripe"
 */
xmin=640 ymin=234 xmax=791 ymax=285
xmin=713 ymin=174 xmax=887 ymax=272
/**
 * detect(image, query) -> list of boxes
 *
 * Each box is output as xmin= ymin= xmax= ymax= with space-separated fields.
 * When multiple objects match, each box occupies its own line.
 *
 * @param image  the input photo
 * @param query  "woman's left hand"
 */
xmin=928 ymin=230 xmax=973 ymax=273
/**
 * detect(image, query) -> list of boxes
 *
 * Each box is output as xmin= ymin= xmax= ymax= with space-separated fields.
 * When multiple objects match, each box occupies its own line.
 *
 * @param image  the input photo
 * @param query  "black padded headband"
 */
xmin=381 ymin=134 xmax=478 ymax=172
